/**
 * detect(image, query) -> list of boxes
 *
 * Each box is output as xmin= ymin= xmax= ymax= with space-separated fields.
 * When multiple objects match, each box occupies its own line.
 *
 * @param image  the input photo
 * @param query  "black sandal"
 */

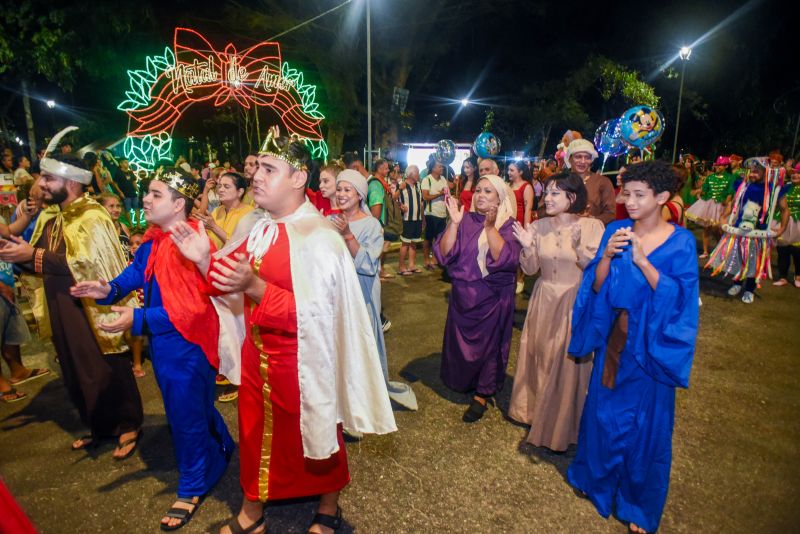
xmin=160 ymin=496 xmax=203 ymax=531
xmin=226 ymin=515 xmax=266 ymax=534
xmin=462 ymin=396 xmax=493 ymax=423
xmin=114 ymin=429 xmax=142 ymax=461
xmin=307 ymin=506 xmax=342 ymax=533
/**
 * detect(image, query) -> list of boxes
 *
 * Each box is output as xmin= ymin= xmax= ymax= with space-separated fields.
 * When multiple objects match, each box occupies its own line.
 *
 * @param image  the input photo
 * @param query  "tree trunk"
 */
xmin=326 ymin=124 xmax=345 ymax=159
xmin=538 ymin=124 xmax=552 ymax=158
xmin=21 ymin=79 xmax=38 ymax=162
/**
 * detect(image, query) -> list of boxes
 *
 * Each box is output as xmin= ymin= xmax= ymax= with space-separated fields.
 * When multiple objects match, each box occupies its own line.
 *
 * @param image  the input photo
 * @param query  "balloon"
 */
xmin=618 ymin=105 xmax=666 ymax=149
xmin=593 ymin=119 xmax=627 ymax=157
xmin=435 ymin=139 xmax=456 ymax=165
xmin=473 ymin=132 xmax=501 ymax=159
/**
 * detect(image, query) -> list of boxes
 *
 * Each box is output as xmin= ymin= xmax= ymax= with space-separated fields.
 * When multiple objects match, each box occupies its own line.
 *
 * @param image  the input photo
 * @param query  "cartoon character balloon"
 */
xmin=619 ymin=105 xmax=665 ymax=149
xmin=473 ymin=132 xmax=501 ymax=159
xmin=435 ymin=139 xmax=456 ymax=165
xmin=593 ymin=119 xmax=627 ymax=157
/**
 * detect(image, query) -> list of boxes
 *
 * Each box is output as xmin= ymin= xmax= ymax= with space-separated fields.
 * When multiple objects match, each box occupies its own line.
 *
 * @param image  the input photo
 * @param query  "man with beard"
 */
xmin=564 ymin=139 xmax=615 ymax=225
xmin=0 ymin=127 xmax=142 ymax=457
xmin=242 ymin=154 xmax=258 ymax=206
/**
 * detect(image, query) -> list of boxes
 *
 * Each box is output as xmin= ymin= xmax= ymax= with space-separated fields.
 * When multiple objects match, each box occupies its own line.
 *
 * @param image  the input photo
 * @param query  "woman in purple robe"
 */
xmin=434 ymin=174 xmax=521 ymax=422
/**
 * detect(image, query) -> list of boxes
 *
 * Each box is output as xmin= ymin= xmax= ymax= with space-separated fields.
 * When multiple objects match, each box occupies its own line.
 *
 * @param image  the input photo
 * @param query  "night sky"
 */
xmin=3 ymin=0 xmax=796 ymax=160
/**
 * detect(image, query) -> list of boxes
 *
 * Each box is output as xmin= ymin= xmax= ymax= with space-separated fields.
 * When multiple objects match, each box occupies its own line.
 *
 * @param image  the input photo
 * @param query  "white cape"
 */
xmin=212 ymin=201 xmax=397 ymax=459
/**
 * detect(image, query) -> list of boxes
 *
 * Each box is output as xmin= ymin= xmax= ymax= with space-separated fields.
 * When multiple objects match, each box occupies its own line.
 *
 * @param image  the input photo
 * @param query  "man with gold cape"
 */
xmin=0 ymin=127 xmax=142 ymax=458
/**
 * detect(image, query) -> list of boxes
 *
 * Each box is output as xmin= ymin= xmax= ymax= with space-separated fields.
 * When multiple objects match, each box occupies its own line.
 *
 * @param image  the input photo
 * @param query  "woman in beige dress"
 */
xmin=508 ymin=171 xmax=604 ymax=451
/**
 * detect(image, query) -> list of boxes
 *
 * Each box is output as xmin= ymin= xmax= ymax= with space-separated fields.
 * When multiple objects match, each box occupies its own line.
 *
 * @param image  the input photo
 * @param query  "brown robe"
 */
xmin=28 ymin=218 xmax=143 ymax=438
xmin=583 ymin=173 xmax=616 ymax=225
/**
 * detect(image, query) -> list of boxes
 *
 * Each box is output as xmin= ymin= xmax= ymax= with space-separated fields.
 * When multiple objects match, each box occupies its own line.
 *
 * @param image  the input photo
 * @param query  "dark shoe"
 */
xmin=307 ymin=507 xmax=342 ymax=533
xmin=160 ymin=496 xmax=204 ymax=531
xmin=226 ymin=514 xmax=265 ymax=534
xmin=462 ymin=397 xmax=492 ymax=423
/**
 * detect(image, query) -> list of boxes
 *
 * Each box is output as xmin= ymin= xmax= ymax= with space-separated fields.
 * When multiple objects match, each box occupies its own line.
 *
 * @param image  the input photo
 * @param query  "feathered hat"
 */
xmin=39 ymin=126 xmax=93 ymax=185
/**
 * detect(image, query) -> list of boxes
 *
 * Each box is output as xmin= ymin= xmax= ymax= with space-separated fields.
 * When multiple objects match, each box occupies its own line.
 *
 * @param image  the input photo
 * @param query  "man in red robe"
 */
xmin=172 ymin=128 xmax=395 ymax=534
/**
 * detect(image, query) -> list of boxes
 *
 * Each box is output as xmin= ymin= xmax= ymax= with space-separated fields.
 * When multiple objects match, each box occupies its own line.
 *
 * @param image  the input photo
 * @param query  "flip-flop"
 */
xmin=133 ymin=368 xmax=146 ymax=378
xmin=10 ymin=368 xmax=51 ymax=386
xmin=381 ymin=272 xmax=396 ymax=279
xmin=0 ymin=387 xmax=27 ymax=403
xmin=411 ymin=268 xmax=423 ymax=273
xmin=399 ymin=270 xmax=414 ymax=276
xmin=217 ymin=390 xmax=239 ymax=403
xmin=114 ymin=429 xmax=142 ymax=461
xmin=71 ymin=435 xmax=97 ymax=451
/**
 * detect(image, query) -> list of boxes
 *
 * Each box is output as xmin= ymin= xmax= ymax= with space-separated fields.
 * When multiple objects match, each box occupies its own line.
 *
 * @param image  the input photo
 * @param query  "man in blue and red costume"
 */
xmin=71 ymin=166 xmax=234 ymax=532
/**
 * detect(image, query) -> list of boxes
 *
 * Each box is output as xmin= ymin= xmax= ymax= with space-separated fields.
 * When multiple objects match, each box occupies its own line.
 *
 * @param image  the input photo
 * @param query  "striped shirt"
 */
xmin=399 ymin=181 xmax=424 ymax=222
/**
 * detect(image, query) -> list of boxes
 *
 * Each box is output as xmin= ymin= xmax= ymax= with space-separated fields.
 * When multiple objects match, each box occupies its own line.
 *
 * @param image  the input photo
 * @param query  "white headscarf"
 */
xmin=336 ymin=169 xmax=370 ymax=214
xmin=471 ymin=174 xmax=516 ymax=277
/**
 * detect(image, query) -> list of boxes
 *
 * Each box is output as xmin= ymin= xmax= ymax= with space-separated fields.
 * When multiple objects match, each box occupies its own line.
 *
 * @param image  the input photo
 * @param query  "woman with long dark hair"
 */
xmin=457 ymin=157 xmax=479 ymax=210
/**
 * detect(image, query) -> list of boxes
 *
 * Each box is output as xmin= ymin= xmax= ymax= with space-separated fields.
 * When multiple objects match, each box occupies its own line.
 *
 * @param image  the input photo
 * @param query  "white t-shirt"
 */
xmin=421 ymin=174 xmax=448 ymax=218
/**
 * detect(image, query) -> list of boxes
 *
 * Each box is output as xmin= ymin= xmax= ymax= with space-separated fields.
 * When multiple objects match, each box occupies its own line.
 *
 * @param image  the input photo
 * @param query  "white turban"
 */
xmin=471 ymin=174 xmax=516 ymax=277
xmin=336 ymin=169 xmax=370 ymax=214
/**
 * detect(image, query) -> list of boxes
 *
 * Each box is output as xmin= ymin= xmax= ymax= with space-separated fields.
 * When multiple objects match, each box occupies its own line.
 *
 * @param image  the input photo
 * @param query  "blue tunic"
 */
xmin=567 ymin=220 xmax=699 ymax=533
xmin=99 ymin=241 xmax=234 ymax=498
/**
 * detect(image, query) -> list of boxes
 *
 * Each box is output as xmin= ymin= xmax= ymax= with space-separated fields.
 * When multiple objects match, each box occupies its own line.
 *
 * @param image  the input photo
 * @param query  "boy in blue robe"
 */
xmin=568 ymin=161 xmax=699 ymax=533
xmin=71 ymin=167 xmax=234 ymax=531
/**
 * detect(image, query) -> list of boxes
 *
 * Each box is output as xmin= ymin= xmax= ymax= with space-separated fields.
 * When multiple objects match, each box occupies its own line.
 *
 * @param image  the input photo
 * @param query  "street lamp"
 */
xmin=46 ymin=100 xmax=56 ymax=109
xmin=460 ymin=98 xmax=469 ymax=107
xmin=671 ymin=46 xmax=692 ymax=163
xmin=366 ymin=0 xmax=372 ymax=166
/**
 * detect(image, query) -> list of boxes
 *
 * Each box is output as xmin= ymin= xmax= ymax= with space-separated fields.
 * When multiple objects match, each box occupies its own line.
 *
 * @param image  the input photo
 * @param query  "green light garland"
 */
xmin=118 ymin=47 xmax=330 ymax=171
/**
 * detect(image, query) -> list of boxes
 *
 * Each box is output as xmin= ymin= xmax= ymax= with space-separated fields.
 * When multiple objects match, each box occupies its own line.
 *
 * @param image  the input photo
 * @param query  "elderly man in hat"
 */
xmin=0 ymin=126 xmax=143 ymax=458
xmin=564 ymin=139 xmax=615 ymax=225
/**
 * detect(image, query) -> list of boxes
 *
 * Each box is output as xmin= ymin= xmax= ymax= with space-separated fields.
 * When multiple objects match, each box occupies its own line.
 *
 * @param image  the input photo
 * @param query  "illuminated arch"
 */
xmin=118 ymin=27 xmax=328 ymax=170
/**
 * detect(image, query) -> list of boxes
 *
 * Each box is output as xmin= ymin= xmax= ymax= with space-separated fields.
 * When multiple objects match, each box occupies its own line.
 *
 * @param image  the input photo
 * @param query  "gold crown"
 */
xmin=258 ymin=125 xmax=308 ymax=171
xmin=154 ymin=168 xmax=200 ymax=199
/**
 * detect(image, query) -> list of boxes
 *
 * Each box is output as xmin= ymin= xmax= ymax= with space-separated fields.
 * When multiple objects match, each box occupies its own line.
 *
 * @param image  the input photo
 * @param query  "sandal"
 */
xmin=114 ymin=429 xmax=142 ymax=461
xmin=160 ymin=496 xmax=204 ymax=531
xmin=133 ymin=368 xmax=146 ymax=378
xmin=71 ymin=435 xmax=96 ymax=451
xmin=399 ymin=270 xmax=414 ymax=276
xmin=218 ymin=389 xmax=239 ymax=403
xmin=411 ymin=267 xmax=423 ymax=273
xmin=307 ymin=507 xmax=342 ymax=533
xmin=225 ymin=515 xmax=266 ymax=534
xmin=0 ymin=387 xmax=27 ymax=403
xmin=10 ymin=368 xmax=51 ymax=386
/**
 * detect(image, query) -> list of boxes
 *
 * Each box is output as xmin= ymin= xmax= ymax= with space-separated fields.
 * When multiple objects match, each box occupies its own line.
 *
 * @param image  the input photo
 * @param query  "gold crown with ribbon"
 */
xmin=258 ymin=125 xmax=308 ymax=171
xmin=154 ymin=167 xmax=200 ymax=199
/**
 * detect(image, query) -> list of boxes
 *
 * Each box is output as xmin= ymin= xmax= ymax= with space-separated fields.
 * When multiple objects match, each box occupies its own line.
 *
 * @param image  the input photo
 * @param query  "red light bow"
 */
xmin=126 ymin=27 xmax=323 ymax=141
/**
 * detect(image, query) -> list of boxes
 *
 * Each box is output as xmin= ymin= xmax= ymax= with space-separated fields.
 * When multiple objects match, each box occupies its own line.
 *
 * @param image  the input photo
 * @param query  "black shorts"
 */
xmin=424 ymin=215 xmax=447 ymax=241
xmin=383 ymin=229 xmax=400 ymax=243
xmin=401 ymin=220 xmax=423 ymax=243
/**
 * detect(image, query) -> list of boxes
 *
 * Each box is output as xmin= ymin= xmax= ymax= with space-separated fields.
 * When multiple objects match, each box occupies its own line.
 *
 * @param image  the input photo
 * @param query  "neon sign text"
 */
xmin=117 ymin=27 xmax=329 ymax=170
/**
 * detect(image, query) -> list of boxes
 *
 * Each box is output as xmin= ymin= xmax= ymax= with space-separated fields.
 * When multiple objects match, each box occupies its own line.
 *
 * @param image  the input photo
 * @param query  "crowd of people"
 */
xmin=0 ymin=124 xmax=797 ymax=534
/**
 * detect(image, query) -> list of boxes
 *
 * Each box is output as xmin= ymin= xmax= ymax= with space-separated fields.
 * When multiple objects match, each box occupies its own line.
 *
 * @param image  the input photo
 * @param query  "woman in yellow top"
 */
xmin=202 ymin=171 xmax=253 ymax=249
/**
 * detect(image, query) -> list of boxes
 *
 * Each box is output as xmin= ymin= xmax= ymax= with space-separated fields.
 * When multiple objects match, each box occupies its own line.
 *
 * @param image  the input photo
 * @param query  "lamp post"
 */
xmin=460 ymin=98 xmax=469 ymax=107
xmin=671 ymin=46 xmax=691 ymax=163
xmin=366 ymin=0 xmax=372 ymax=166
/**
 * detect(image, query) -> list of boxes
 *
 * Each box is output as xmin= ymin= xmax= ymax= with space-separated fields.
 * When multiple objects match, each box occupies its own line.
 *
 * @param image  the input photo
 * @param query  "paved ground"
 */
xmin=1 ymin=249 xmax=799 ymax=533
